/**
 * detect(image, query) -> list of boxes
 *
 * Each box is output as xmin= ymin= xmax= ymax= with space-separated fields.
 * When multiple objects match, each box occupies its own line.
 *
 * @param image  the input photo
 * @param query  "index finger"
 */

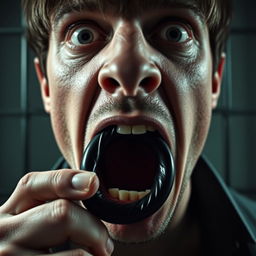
xmin=0 ymin=169 xmax=99 ymax=215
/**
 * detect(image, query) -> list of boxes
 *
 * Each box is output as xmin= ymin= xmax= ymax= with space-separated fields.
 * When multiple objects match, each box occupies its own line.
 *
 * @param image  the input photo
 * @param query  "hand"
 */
xmin=0 ymin=169 xmax=114 ymax=256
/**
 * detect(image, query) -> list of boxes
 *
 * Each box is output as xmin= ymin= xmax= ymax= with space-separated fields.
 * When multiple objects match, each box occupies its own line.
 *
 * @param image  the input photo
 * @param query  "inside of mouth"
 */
xmin=99 ymin=135 xmax=157 ymax=202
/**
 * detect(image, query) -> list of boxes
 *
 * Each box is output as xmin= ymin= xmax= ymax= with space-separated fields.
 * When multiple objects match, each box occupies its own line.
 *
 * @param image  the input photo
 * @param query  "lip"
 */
xmin=90 ymin=115 xmax=172 ymax=148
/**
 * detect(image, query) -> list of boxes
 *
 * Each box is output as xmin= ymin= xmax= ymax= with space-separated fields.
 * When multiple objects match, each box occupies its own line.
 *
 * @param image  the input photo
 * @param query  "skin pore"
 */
xmin=34 ymin=0 xmax=225 ymax=255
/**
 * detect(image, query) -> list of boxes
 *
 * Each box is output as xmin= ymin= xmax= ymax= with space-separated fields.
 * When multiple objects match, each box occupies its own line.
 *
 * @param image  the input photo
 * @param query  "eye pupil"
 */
xmin=166 ymin=27 xmax=182 ymax=42
xmin=78 ymin=29 xmax=93 ymax=44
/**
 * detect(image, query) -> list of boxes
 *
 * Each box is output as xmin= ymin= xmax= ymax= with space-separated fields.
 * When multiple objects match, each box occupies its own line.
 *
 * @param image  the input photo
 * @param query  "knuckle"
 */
xmin=51 ymin=199 xmax=72 ymax=225
xmin=17 ymin=172 xmax=38 ymax=194
xmin=52 ymin=169 xmax=71 ymax=197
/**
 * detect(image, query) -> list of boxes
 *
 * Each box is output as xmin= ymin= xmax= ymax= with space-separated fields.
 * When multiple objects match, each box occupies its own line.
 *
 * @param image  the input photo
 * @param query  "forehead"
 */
xmin=53 ymin=0 xmax=205 ymax=23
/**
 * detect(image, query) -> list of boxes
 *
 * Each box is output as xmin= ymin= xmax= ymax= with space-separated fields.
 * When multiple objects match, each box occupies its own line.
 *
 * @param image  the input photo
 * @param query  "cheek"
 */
xmin=46 ymin=47 xmax=102 ymax=167
xmin=46 ymin=57 xmax=73 ymax=163
xmin=46 ymin=42 xmax=78 ymax=162
xmin=192 ymin=73 xmax=213 ymax=151
xmin=160 ymin=49 xmax=213 ymax=165
xmin=183 ymin=55 xmax=213 ymax=172
xmin=190 ymin=54 xmax=213 ymax=135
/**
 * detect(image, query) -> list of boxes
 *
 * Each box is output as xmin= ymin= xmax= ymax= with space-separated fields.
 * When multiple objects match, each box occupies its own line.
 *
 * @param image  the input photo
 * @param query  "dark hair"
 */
xmin=21 ymin=0 xmax=232 ymax=74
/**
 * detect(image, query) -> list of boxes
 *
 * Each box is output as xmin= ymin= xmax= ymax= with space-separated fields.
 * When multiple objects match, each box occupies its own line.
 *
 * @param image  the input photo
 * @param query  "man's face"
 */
xmin=36 ymin=0 xmax=223 ymax=243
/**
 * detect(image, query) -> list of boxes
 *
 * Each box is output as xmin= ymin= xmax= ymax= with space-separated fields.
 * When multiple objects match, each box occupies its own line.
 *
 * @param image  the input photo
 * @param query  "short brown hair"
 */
xmin=21 ymin=0 xmax=232 ymax=74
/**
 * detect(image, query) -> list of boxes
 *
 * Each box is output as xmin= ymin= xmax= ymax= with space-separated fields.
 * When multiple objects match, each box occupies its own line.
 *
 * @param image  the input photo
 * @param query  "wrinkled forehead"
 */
xmin=53 ymin=0 xmax=204 ymax=23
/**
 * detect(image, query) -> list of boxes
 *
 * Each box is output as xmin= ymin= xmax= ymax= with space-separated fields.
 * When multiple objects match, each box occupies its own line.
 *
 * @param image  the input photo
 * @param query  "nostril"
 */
xmin=140 ymin=77 xmax=151 ymax=87
xmin=140 ymin=77 xmax=160 ymax=93
xmin=102 ymin=77 xmax=120 ymax=94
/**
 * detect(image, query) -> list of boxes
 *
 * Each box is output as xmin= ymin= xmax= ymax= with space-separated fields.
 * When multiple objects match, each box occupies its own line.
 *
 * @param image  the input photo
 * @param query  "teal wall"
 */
xmin=203 ymin=0 xmax=256 ymax=198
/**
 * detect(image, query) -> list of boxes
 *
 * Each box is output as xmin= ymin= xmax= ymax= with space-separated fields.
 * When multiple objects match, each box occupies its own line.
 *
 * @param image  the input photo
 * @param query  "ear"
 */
xmin=212 ymin=53 xmax=226 ymax=109
xmin=34 ymin=57 xmax=51 ymax=113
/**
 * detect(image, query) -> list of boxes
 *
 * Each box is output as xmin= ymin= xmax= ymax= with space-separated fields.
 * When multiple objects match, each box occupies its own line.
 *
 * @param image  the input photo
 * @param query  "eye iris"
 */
xmin=166 ymin=27 xmax=182 ymax=42
xmin=78 ymin=29 xmax=93 ymax=44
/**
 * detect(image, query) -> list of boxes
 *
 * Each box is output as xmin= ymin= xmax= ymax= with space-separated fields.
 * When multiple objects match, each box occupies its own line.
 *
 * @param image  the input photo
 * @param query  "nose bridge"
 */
xmin=98 ymin=22 xmax=161 ymax=96
xmin=115 ymin=22 xmax=146 ymax=60
xmin=113 ymin=24 xmax=149 ymax=81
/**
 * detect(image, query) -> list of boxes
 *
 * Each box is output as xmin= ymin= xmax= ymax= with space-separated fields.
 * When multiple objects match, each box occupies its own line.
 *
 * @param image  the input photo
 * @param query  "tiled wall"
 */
xmin=203 ymin=0 xmax=256 ymax=198
xmin=0 ymin=1 xmax=61 ymax=204
xmin=0 ymin=0 xmax=255 ymax=204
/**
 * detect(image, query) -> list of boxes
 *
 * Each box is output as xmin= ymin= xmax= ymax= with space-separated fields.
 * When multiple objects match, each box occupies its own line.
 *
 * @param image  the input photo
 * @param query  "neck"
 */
xmin=112 ymin=182 xmax=202 ymax=256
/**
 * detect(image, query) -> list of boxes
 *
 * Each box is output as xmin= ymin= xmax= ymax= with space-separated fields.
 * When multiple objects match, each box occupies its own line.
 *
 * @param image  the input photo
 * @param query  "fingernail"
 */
xmin=106 ymin=238 xmax=114 ymax=255
xmin=71 ymin=172 xmax=96 ymax=191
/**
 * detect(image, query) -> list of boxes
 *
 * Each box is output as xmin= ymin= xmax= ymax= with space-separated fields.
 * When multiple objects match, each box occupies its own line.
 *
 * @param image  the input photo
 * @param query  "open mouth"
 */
xmin=81 ymin=125 xmax=175 ymax=224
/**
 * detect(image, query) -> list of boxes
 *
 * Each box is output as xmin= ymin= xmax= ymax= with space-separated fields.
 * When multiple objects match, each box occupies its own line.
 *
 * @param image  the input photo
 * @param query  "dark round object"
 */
xmin=80 ymin=126 xmax=175 ymax=224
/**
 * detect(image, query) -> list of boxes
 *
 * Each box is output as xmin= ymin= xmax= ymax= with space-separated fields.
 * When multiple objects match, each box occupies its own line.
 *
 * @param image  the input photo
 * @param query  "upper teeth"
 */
xmin=117 ymin=125 xmax=156 ymax=135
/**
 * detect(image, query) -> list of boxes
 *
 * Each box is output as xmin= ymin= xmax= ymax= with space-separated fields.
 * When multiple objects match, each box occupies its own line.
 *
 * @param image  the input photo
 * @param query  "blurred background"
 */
xmin=0 ymin=0 xmax=255 ymax=204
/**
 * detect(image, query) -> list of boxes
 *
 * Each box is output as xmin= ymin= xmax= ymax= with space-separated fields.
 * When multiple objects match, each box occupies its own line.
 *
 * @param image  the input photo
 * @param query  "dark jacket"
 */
xmin=192 ymin=157 xmax=256 ymax=255
xmin=54 ymin=156 xmax=256 ymax=255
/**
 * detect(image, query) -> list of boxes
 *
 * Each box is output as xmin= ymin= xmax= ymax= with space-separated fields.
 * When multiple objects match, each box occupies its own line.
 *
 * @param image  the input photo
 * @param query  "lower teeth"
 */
xmin=108 ymin=188 xmax=151 ymax=202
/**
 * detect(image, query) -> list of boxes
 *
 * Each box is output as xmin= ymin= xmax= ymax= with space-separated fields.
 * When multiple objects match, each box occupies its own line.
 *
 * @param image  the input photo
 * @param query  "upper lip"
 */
xmin=90 ymin=115 xmax=171 ymax=148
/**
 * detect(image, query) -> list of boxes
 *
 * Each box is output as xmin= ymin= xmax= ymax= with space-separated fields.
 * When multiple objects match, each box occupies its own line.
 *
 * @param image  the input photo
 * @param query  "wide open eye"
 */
xmin=161 ymin=24 xmax=191 ymax=43
xmin=70 ymin=26 xmax=100 ymax=46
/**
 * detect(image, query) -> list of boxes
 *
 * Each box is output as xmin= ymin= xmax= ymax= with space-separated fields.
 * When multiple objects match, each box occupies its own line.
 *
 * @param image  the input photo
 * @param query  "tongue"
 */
xmin=100 ymin=136 xmax=157 ymax=191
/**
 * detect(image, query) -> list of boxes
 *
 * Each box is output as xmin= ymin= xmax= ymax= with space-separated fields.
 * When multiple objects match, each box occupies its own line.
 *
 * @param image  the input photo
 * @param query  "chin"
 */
xmin=104 ymin=201 xmax=172 ymax=243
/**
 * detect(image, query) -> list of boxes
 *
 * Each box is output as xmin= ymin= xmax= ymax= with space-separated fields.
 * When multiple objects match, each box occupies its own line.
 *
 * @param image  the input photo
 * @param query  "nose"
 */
xmin=98 ymin=26 xmax=161 ymax=96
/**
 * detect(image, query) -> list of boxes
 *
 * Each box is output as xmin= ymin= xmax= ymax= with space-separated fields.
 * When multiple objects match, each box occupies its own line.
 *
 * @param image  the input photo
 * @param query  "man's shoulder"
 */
xmin=193 ymin=156 xmax=256 ymax=255
xmin=230 ymin=189 xmax=256 ymax=255
xmin=229 ymin=188 xmax=256 ymax=240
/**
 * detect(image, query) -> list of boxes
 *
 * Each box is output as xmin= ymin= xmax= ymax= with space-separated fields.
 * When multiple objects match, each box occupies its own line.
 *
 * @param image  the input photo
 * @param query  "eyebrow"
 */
xmin=53 ymin=2 xmax=101 ymax=27
xmin=53 ymin=0 xmax=205 ymax=28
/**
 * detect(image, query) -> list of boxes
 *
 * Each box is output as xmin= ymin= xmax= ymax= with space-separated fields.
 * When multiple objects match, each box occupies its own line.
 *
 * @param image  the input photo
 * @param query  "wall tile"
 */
xmin=28 ymin=115 xmax=61 ymax=171
xmin=232 ymin=0 xmax=256 ymax=30
xmin=0 ymin=117 xmax=24 ymax=194
xmin=203 ymin=113 xmax=227 ymax=179
xmin=229 ymin=116 xmax=256 ymax=192
xmin=231 ymin=34 xmax=256 ymax=110
xmin=0 ymin=35 xmax=21 ymax=110
xmin=0 ymin=1 xmax=21 ymax=28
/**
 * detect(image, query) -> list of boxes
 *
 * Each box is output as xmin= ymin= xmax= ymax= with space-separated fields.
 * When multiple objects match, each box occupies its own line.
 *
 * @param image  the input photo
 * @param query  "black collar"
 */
xmin=192 ymin=156 xmax=256 ymax=255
